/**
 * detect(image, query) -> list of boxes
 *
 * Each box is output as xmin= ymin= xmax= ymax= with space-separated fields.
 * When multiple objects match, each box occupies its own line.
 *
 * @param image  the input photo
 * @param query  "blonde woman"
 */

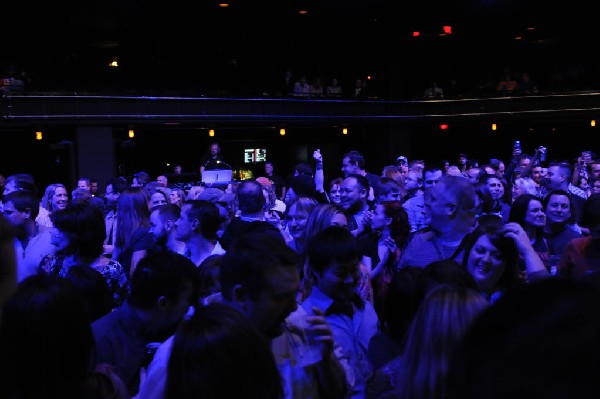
xmin=36 ymin=183 xmax=69 ymax=228
xmin=169 ymin=188 xmax=186 ymax=208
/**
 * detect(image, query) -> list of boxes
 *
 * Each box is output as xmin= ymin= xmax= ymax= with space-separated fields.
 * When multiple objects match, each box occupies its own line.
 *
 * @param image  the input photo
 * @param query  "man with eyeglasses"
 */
xmin=403 ymin=165 xmax=443 ymax=236
xmin=398 ymin=175 xmax=477 ymax=268
xmin=400 ymin=170 xmax=423 ymax=204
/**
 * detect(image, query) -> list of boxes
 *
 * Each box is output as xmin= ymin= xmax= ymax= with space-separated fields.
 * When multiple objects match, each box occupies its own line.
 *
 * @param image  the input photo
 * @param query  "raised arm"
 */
xmin=313 ymin=149 xmax=325 ymax=194
xmin=502 ymin=222 xmax=550 ymax=281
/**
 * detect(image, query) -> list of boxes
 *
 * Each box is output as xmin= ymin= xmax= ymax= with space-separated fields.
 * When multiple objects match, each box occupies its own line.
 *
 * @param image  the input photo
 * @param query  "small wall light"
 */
xmin=35 ymin=131 xmax=43 ymax=140
xmin=128 ymin=129 xmax=135 ymax=138
xmin=279 ymin=128 xmax=286 ymax=136
xmin=209 ymin=129 xmax=215 ymax=137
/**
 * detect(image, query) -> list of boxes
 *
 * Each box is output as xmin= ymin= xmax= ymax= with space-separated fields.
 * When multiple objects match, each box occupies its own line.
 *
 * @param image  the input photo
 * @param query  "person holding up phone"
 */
xmin=572 ymin=150 xmax=595 ymax=187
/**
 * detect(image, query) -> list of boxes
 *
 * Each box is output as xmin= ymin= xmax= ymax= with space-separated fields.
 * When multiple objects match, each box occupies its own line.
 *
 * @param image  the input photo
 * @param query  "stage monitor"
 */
xmin=244 ymin=148 xmax=267 ymax=163
xmin=201 ymin=169 xmax=233 ymax=185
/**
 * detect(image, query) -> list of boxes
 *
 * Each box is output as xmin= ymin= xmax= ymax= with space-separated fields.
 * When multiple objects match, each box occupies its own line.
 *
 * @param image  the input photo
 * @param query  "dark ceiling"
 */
xmin=2 ymin=1 xmax=597 ymax=97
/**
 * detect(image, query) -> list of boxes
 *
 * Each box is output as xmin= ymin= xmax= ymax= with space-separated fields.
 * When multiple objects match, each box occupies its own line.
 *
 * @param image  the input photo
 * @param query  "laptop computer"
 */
xmin=201 ymin=169 xmax=233 ymax=185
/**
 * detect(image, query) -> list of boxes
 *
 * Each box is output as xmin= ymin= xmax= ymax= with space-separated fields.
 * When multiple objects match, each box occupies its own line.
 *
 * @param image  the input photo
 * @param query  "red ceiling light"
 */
xmin=412 ymin=31 xmax=420 ymax=37
xmin=439 ymin=124 xmax=449 ymax=130
xmin=443 ymin=25 xmax=452 ymax=34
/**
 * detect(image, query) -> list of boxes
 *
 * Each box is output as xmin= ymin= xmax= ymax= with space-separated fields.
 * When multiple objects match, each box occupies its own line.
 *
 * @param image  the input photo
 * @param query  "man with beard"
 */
xmin=174 ymin=200 xmax=225 ymax=267
xmin=92 ymin=250 xmax=198 ymax=397
xmin=148 ymin=203 xmax=186 ymax=255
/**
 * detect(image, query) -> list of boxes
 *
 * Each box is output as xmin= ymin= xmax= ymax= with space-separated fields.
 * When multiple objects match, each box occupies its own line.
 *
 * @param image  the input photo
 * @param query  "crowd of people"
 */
xmin=2 ymin=143 xmax=600 ymax=399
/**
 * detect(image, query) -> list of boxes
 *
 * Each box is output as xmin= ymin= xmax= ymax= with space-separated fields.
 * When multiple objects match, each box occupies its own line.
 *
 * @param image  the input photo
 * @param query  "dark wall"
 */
xmin=1 ymin=121 xmax=592 ymax=195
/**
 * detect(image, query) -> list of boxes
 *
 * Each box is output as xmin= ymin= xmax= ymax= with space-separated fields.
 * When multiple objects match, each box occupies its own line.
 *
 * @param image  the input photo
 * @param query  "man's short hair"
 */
xmin=437 ymin=175 xmax=477 ymax=214
xmin=152 ymin=203 xmax=181 ymax=224
xmin=5 ymin=173 xmax=38 ymax=195
xmin=294 ymin=162 xmax=313 ymax=176
xmin=343 ymin=150 xmax=366 ymax=170
xmin=128 ymin=250 xmax=198 ymax=310
xmin=236 ymin=180 xmax=266 ymax=214
xmin=220 ymin=233 xmax=301 ymax=301
xmin=345 ymin=173 xmax=370 ymax=193
xmin=183 ymin=200 xmax=221 ymax=240
xmin=3 ymin=190 xmax=40 ymax=219
xmin=377 ymin=176 xmax=401 ymax=196
xmin=305 ymin=226 xmax=360 ymax=275
xmin=105 ymin=177 xmax=128 ymax=194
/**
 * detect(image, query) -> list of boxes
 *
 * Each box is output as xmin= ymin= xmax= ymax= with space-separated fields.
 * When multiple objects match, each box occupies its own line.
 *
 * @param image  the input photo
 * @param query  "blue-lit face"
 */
xmin=285 ymin=202 xmax=310 ymax=240
xmin=314 ymin=259 xmax=361 ymax=303
xmin=329 ymin=184 xmax=342 ymax=205
xmin=524 ymin=199 xmax=546 ymax=229
xmin=545 ymin=194 xmax=570 ymax=225
xmin=340 ymin=177 xmax=365 ymax=212
xmin=341 ymin=157 xmax=359 ymax=177
xmin=467 ymin=235 xmax=506 ymax=294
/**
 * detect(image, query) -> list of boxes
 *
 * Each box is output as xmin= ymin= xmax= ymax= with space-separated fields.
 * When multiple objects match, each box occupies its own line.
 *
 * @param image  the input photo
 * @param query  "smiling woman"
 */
xmin=508 ymin=194 xmax=551 ymax=272
xmin=37 ymin=183 xmax=69 ymax=229
xmin=460 ymin=220 xmax=549 ymax=303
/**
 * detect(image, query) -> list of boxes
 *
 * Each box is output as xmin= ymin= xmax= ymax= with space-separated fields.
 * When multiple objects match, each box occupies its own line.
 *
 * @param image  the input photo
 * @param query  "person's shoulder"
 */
xmin=404 ymin=195 xmax=424 ymax=206
xmin=35 ymin=224 xmax=53 ymax=236
xmin=410 ymin=229 xmax=434 ymax=240
xmin=91 ymin=305 xmax=121 ymax=331
xmin=566 ymin=235 xmax=592 ymax=250
xmin=221 ymin=218 xmax=282 ymax=247
xmin=365 ymin=172 xmax=379 ymax=181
